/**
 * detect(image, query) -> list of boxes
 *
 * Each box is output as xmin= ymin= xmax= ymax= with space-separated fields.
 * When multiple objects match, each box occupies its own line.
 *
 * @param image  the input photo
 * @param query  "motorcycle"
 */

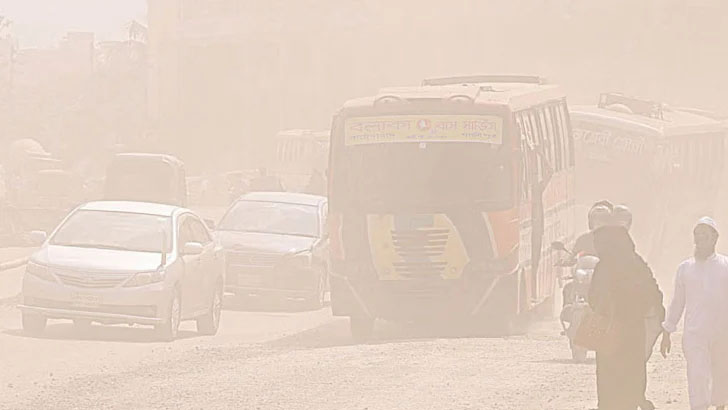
xmin=551 ymin=241 xmax=599 ymax=362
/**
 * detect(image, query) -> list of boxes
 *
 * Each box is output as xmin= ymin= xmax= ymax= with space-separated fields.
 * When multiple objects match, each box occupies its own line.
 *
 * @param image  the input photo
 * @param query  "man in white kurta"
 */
xmin=661 ymin=217 xmax=728 ymax=410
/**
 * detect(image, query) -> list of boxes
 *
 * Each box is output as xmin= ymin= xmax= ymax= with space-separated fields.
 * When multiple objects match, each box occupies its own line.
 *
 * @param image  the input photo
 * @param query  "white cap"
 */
xmin=696 ymin=216 xmax=719 ymax=234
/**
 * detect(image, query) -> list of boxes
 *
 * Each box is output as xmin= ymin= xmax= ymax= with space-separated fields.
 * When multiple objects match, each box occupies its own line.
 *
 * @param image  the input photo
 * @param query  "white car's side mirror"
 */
xmin=182 ymin=242 xmax=204 ymax=256
xmin=203 ymin=218 xmax=216 ymax=230
xmin=29 ymin=231 xmax=48 ymax=245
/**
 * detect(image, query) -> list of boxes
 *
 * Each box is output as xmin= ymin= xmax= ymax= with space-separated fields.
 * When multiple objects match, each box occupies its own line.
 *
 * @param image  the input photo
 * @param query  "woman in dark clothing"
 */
xmin=588 ymin=226 xmax=664 ymax=410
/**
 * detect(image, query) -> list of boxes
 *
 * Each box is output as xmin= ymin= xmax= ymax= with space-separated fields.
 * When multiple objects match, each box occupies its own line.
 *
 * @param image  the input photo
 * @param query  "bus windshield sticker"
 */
xmin=344 ymin=115 xmax=503 ymax=146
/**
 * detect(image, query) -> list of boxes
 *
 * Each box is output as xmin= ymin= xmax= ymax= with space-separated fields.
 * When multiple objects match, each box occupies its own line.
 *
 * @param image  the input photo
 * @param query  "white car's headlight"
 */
xmin=123 ymin=270 xmax=164 ymax=287
xmin=26 ymin=262 xmax=56 ymax=282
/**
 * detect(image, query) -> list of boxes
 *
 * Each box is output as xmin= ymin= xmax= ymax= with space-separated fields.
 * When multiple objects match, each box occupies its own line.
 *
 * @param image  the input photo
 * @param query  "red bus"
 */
xmin=327 ymin=75 xmax=576 ymax=339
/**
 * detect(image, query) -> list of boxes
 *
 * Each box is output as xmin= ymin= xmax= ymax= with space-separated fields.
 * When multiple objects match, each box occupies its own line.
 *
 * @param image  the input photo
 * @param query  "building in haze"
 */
xmin=147 ymin=0 xmax=728 ymax=173
xmin=146 ymin=0 xmax=434 ymax=172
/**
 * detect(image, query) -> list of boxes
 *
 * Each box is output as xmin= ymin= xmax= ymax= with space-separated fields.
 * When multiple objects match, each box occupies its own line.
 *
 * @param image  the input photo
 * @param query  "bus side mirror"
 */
xmin=551 ymin=241 xmax=567 ymax=252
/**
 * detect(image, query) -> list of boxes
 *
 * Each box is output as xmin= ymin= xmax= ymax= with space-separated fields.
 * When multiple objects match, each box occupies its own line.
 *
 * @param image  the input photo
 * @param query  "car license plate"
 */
xmin=238 ymin=273 xmax=264 ymax=286
xmin=71 ymin=293 xmax=101 ymax=308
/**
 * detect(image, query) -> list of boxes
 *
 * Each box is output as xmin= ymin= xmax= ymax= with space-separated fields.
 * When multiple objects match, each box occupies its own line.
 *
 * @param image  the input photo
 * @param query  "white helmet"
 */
xmin=588 ymin=205 xmax=612 ymax=230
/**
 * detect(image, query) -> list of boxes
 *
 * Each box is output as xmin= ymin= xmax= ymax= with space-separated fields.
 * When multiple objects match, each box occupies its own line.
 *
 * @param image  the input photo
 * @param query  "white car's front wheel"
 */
xmin=155 ymin=289 xmax=181 ymax=342
xmin=197 ymin=282 xmax=223 ymax=336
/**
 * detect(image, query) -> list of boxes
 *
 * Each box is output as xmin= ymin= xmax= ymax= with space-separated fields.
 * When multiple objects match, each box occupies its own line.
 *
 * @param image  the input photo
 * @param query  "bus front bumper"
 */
xmin=329 ymin=267 xmax=520 ymax=321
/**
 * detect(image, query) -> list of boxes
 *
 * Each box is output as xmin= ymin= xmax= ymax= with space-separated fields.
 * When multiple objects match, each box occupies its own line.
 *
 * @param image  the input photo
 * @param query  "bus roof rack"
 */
xmin=598 ymin=93 xmax=665 ymax=120
xmin=422 ymin=75 xmax=547 ymax=86
xmin=673 ymin=107 xmax=728 ymax=121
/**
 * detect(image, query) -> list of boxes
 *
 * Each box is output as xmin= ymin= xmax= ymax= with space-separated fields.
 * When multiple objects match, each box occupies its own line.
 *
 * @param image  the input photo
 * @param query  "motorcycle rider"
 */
xmin=613 ymin=204 xmax=633 ymax=230
xmin=572 ymin=202 xmax=614 ymax=257
xmin=561 ymin=203 xmax=613 ymax=315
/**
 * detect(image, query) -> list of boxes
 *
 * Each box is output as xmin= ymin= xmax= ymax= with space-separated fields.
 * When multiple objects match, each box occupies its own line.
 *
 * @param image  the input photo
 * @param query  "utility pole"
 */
xmin=0 ymin=18 xmax=15 ymax=145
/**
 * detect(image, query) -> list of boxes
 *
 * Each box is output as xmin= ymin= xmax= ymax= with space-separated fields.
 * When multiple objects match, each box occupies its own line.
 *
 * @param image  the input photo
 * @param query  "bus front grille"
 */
xmin=391 ymin=228 xmax=450 ymax=277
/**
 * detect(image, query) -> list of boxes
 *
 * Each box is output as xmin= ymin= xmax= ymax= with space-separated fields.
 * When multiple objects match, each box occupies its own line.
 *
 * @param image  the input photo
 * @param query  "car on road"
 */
xmin=18 ymin=201 xmax=225 ymax=340
xmin=104 ymin=153 xmax=188 ymax=207
xmin=216 ymin=192 xmax=328 ymax=308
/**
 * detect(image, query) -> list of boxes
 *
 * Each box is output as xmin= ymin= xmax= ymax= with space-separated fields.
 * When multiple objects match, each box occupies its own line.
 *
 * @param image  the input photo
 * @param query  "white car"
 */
xmin=18 ymin=201 xmax=225 ymax=341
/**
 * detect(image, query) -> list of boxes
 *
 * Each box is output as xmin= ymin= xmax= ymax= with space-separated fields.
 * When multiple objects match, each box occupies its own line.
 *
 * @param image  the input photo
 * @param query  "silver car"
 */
xmin=216 ymin=192 xmax=329 ymax=309
xmin=18 ymin=201 xmax=225 ymax=341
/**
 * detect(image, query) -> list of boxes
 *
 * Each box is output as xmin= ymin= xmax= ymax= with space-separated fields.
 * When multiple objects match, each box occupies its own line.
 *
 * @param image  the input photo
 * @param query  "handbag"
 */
xmin=573 ymin=297 xmax=622 ymax=354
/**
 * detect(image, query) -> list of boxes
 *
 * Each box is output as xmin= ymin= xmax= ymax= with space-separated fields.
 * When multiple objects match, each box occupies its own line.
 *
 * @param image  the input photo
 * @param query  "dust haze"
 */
xmin=0 ymin=2 xmax=727 ymax=409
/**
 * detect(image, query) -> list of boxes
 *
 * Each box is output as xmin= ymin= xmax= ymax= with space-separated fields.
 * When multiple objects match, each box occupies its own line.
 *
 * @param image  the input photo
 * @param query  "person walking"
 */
xmin=661 ymin=217 xmax=728 ymax=410
xmin=588 ymin=225 xmax=664 ymax=410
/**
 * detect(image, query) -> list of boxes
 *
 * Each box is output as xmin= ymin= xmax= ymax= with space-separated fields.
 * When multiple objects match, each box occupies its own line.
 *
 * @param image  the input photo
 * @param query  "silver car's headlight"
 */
xmin=26 ymin=262 xmax=56 ymax=282
xmin=123 ymin=270 xmax=164 ymax=288
xmin=282 ymin=251 xmax=312 ymax=267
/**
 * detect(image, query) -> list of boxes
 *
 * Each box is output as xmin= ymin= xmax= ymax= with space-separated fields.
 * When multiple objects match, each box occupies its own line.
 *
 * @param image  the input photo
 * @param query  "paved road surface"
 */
xmin=0 ymin=299 xmax=691 ymax=410
xmin=0 ymin=298 xmax=335 ymax=409
xmin=0 ymin=201 xmax=696 ymax=409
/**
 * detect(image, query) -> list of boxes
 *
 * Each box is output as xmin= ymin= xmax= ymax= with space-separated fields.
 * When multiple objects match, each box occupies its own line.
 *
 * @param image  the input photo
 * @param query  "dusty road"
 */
xmin=0 ymin=296 xmax=334 ymax=410
xmin=0 ymin=296 xmax=691 ymax=410
xmin=0 ymin=204 xmax=696 ymax=410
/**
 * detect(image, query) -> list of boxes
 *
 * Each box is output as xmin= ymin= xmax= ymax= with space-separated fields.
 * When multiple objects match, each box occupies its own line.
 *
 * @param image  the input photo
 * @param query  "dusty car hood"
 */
xmin=32 ymin=245 xmax=165 ymax=273
xmin=216 ymin=231 xmax=317 ymax=255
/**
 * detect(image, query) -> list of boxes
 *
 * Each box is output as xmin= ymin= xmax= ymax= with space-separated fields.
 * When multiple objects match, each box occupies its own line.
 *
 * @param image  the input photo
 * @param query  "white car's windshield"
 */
xmin=51 ymin=210 xmax=172 ymax=253
xmin=219 ymin=201 xmax=319 ymax=238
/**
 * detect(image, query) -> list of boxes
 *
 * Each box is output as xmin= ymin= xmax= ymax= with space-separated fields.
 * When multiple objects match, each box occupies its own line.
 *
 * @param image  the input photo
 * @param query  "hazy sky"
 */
xmin=0 ymin=0 xmax=146 ymax=48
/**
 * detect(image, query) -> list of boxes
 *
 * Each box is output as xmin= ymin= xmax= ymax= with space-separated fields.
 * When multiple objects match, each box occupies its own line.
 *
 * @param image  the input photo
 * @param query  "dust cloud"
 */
xmin=0 ymin=1 xmax=727 ymax=409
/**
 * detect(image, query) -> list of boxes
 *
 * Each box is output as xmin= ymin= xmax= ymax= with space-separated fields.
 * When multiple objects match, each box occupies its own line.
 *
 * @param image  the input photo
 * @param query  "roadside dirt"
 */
xmin=3 ymin=318 xmax=690 ymax=410
xmin=0 ymin=301 xmax=335 ymax=410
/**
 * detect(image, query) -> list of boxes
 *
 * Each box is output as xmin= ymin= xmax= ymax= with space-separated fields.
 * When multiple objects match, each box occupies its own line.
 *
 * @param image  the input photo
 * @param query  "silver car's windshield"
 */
xmin=219 ymin=201 xmax=319 ymax=238
xmin=51 ymin=210 xmax=173 ymax=253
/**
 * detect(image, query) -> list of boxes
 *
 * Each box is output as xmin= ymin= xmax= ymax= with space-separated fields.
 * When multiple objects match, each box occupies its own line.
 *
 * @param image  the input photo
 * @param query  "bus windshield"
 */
xmin=335 ymin=141 xmax=512 ymax=212
xmin=333 ymin=113 xmax=512 ymax=212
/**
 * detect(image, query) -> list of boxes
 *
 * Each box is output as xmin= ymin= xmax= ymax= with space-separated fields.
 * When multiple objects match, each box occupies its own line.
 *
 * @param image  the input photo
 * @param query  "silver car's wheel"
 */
xmin=156 ymin=290 xmax=181 ymax=342
xmin=305 ymin=271 xmax=327 ymax=310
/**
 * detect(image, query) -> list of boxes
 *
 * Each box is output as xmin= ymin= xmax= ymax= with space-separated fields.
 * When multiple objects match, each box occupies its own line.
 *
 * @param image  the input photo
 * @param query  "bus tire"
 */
xmin=509 ymin=312 xmax=532 ymax=336
xmin=350 ymin=315 xmax=374 ymax=342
